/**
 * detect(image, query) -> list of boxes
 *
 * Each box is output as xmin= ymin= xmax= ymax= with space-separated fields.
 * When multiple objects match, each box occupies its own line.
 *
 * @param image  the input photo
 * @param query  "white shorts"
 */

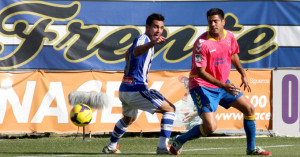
xmin=119 ymin=89 xmax=165 ymax=117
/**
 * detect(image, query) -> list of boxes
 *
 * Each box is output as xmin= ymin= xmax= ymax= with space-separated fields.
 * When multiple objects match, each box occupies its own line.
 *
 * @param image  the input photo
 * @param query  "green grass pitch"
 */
xmin=0 ymin=136 xmax=299 ymax=156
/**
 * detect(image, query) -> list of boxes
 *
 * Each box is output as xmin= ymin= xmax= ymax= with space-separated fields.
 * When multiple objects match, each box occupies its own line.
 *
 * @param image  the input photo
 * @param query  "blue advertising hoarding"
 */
xmin=0 ymin=0 xmax=300 ymax=70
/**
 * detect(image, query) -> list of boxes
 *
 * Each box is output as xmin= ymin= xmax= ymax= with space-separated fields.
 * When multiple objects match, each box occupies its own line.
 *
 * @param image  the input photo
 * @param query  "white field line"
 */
xmin=181 ymin=145 xmax=295 ymax=152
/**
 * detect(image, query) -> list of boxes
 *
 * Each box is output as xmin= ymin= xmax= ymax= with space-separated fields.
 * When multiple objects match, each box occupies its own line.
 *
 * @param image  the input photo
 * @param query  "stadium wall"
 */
xmin=0 ymin=0 xmax=299 ymax=136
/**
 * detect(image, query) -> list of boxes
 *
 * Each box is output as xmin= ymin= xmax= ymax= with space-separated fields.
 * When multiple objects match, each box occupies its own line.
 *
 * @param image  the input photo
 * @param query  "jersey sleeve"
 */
xmin=193 ymin=39 xmax=208 ymax=68
xmin=231 ymin=34 xmax=240 ymax=55
xmin=136 ymin=35 xmax=149 ymax=46
xmin=129 ymin=37 xmax=138 ymax=52
xmin=129 ymin=35 xmax=149 ymax=52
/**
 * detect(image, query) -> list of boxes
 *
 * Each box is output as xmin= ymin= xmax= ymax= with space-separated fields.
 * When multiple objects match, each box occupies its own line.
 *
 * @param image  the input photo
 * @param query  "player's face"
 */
xmin=207 ymin=15 xmax=225 ymax=36
xmin=146 ymin=20 xmax=164 ymax=41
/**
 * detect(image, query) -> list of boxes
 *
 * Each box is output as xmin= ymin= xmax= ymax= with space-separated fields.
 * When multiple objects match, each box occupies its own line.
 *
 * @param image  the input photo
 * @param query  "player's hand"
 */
xmin=182 ymin=112 xmax=197 ymax=123
xmin=153 ymin=36 xmax=167 ymax=45
xmin=240 ymin=76 xmax=251 ymax=92
xmin=224 ymin=83 xmax=240 ymax=96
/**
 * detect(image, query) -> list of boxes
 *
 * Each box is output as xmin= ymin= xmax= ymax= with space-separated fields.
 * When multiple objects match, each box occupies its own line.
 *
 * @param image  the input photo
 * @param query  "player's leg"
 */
xmin=170 ymin=113 xmax=215 ymax=155
xmin=155 ymin=94 xmax=176 ymax=154
xmin=230 ymin=95 xmax=271 ymax=156
xmin=230 ymin=96 xmax=256 ymax=151
xmin=103 ymin=116 xmax=136 ymax=154
xmin=119 ymin=89 xmax=175 ymax=154
xmin=176 ymin=112 xmax=214 ymax=143
xmin=103 ymin=92 xmax=138 ymax=154
xmin=170 ymin=86 xmax=219 ymax=155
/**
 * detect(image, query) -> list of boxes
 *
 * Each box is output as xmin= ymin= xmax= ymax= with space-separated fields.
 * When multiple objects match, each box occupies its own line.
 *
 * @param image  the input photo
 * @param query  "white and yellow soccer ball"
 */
xmin=70 ymin=104 xmax=93 ymax=127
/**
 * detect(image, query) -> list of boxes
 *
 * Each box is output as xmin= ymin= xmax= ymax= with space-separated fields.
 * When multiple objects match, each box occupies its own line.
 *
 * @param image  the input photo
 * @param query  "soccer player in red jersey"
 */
xmin=170 ymin=8 xmax=271 ymax=156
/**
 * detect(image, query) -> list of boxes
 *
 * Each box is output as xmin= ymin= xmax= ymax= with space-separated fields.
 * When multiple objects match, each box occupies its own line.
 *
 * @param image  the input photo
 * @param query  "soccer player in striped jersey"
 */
xmin=170 ymin=8 xmax=271 ymax=156
xmin=102 ymin=13 xmax=176 ymax=155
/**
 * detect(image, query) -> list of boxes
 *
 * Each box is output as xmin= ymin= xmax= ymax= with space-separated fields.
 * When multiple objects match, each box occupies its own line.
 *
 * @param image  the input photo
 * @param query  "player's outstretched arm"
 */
xmin=133 ymin=36 xmax=167 ymax=57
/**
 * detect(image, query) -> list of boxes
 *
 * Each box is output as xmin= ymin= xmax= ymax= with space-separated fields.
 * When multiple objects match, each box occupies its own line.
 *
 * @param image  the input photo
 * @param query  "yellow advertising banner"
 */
xmin=0 ymin=70 xmax=271 ymax=133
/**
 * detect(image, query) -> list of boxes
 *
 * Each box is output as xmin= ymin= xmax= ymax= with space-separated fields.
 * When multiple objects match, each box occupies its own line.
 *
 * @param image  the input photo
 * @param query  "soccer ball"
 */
xmin=70 ymin=104 xmax=93 ymax=127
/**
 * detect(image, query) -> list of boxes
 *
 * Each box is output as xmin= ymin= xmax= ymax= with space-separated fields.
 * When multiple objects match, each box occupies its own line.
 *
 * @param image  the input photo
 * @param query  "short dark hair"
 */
xmin=146 ymin=13 xmax=165 ymax=26
xmin=206 ymin=8 xmax=224 ymax=20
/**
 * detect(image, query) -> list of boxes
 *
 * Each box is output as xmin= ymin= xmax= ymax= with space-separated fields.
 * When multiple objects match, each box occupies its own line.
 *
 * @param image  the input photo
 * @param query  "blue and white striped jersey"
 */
xmin=119 ymin=34 xmax=154 ymax=91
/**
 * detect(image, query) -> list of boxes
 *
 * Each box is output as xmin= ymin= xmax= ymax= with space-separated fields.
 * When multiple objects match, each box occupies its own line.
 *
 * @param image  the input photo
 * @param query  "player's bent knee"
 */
xmin=165 ymin=99 xmax=176 ymax=112
xmin=157 ymin=101 xmax=176 ymax=113
xmin=244 ymin=103 xmax=255 ymax=116
xmin=203 ymin=124 xmax=216 ymax=135
xmin=169 ymin=103 xmax=176 ymax=112
xmin=161 ymin=106 xmax=175 ymax=113
xmin=122 ymin=116 xmax=137 ymax=125
xmin=167 ymin=104 xmax=176 ymax=113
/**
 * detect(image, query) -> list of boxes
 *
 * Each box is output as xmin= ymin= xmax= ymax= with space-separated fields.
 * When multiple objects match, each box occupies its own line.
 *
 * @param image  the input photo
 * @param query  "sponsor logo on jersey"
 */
xmin=209 ymin=49 xmax=216 ymax=53
xmin=137 ymin=35 xmax=147 ymax=45
xmin=195 ymin=54 xmax=202 ymax=62
xmin=122 ymin=77 xmax=134 ymax=84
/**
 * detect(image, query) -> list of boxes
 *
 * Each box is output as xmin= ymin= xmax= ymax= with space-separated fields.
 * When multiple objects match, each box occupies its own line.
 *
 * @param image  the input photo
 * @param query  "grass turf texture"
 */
xmin=0 ymin=136 xmax=299 ymax=156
